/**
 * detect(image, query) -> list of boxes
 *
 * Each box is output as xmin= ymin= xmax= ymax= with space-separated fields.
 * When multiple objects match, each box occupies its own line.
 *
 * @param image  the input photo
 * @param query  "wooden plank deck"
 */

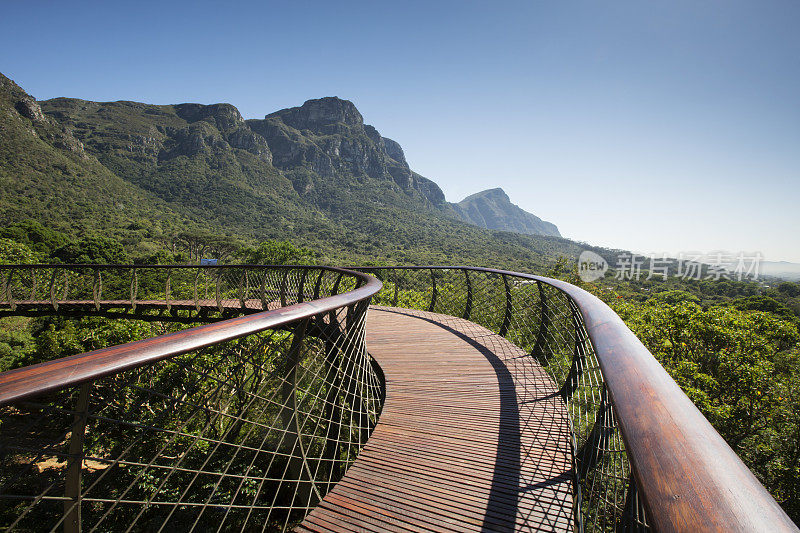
xmin=299 ymin=307 xmax=575 ymax=532
xmin=1 ymin=299 xmax=576 ymax=530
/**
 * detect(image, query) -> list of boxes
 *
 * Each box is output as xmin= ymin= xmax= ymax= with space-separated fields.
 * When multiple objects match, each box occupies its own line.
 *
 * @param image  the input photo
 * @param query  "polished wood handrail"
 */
xmin=354 ymin=266 xmax=798 ymax=532
xmin=1 ymin=263 xmax=796 ymax=531
xmin=539 ymin=276 xmax=796 ymax=532
xmin=0 ymin=266 xmax=382 ymax=406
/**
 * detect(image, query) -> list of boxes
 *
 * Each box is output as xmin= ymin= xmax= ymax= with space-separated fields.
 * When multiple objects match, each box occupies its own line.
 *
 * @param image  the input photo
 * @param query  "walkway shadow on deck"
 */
xmin=379 ymin=308 xmax=573 ymax=532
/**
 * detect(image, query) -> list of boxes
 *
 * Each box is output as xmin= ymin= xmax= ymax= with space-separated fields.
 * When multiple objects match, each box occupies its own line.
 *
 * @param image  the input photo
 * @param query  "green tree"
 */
xmin=53 ymin=235 xmax=128 ymax=264
xmin=615 ymin=298 xmax=800 ymax=521
xmin=240 ymin=240 xmax=316 ymax=265
xmin=0 ymin=238 xmax=39 ymax=264
xmin=0 ymin=220 xmax=69 ymax=255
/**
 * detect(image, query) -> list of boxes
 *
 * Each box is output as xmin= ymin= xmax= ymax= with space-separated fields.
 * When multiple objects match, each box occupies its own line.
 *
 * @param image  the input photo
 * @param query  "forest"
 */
xmin=0 ymin=221 xmax=798 ymax=525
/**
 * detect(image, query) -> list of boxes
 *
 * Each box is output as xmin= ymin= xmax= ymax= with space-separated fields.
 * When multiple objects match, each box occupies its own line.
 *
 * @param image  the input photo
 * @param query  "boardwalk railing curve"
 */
xmin=0 ymin=264 xmax=797 ymax=532
xmin=0 ymin=264 xmax=384 ymax=532
xmin=355 ymin=266 xmax=798 ymax=533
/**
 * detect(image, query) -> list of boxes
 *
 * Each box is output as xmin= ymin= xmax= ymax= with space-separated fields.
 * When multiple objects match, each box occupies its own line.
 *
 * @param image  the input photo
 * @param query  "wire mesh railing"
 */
xmin=356 ymin=265 xmax=799 ymax=533
xmin=358 ymin=266 xmax=646 ymax=532
xmin=0 ymin=264 xmax=364 ymax=322
xmin=0 ymin=265 xmax=383 ymax=532
xmin=1 ymin=264 xmax=795 ymax=532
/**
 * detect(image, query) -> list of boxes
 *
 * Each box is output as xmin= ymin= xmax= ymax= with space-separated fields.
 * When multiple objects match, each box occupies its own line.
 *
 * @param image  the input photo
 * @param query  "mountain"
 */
xmin=40 ymin=97 xmax=314 ymax=231
xmin=760 ymin=261 xmax=800 ymax=281
xmin=0 ymin=73 xmax=190 ymax=239
xmin=453 ymin=188 xmax=560 ymax=237
xmin=245 ymin=97 xmax=448 ymax=216
xmin=0 ymin=72 xmax=606 ymax=270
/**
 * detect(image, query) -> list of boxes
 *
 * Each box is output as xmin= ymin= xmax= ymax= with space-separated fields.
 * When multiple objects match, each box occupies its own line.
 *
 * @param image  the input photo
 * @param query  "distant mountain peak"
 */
xmin=453 ymin=188 xmax=560 ymax=237
xmin=463 ymin=187 xmax=509 ymax=201
xmin=174 ymin=103 xmax=245 ymax=131
xmin=266 ymin=96 xmax=363 ymax=130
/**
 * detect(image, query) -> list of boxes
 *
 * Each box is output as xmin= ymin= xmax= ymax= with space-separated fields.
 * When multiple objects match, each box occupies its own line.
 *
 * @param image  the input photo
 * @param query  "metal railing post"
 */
xmin=92 ymin=269 xmax=101 ymax=311
xmin=63 ymin=382 xmax=91 ymax=533
xmin=619 ymin=473 xmax=648 ymax=532
xmin=428 ymin=269 xmax=437 ymax=312
xmin=29 ymin=269 xmax=37 ymax=301
xmin=215 ymin=269 xmax=223 ymax=312
xmin=297 ymin=269 xmax=308 ymax=303
xmin=130 ymin=268 xmax=138 ymax=312
xmin=531 ymin=282 xmax=550 ymax=362
xmin=164 ymin=268 xmax=172 ymax=313
xmin=259 ymin=269 xmax=269 ymax=311
xmin=281 ymin=319 xmax=320 ymax=506
xmin=576 ymin=387 xmax=612 ymax=480
xmin=193 ymin=268 xmax=201 ymax=312
xmin=313 ymin=270 xmax=324 ymax=300
xmin=463 ymin=269 xmax=472 ymax=320
xmin=239 ymin=269 xmax=248 ymax=310
xmin=49 ymin=268 xmax=59 ymax=311
xmin=280 ymin=269 xmax=289 ymax=307
xmin=559 ymin=301 xmax=587 ymax=402
xmin=499 ymin=274 xmax=512 ymax=336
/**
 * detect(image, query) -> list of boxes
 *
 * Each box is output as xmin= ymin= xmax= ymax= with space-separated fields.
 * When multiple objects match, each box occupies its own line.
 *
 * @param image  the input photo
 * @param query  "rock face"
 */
xmin=0 ymin=73 xmax=87 ymax=158
xmin=452 ymin=188 xmax=560 ymax=237
xmin=11 ymin=76 xmax=559 ymax=239
xmin=172 ymin=103 xmax=272 ymax=162
xmin=247 ymin=97 xmax=447 ymax=206
xmin=43 ymin=98 xmax=273 ymax=165
xmin=268 ymin=96 xmax=364 ymax=130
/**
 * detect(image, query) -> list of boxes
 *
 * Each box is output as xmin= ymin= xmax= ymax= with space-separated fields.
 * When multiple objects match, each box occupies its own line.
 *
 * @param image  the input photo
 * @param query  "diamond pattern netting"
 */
xmin=0 ymin=266 xmax=383 ymax=532
xmin=0 ymin=265 xmax=649 ymax=532
xmin=364 ymin=267 xmax=648 ymax=532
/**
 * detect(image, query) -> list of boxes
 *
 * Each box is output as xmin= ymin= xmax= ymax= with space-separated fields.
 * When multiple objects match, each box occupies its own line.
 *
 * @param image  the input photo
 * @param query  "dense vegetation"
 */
xmin=566 ymin=272 xmax=800 ymax=522
xmin=1 ymin=71 xmax=797 ymax=525
xmin=1 ymin=227 xmax=798 ymax=524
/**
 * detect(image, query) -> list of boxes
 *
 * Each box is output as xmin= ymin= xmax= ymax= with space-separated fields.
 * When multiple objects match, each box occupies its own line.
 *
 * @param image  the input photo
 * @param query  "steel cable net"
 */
xmin=0 ymin=265 xmax=363 ymax=321
xmin=0 ymin=266 xmax=383 ymax=532
xmin=364 ymin=267 xmax=648 ymax=532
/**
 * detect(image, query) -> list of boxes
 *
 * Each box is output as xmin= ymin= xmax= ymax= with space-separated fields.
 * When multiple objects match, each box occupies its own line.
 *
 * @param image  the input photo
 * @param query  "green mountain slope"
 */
xmin=1 ymin=72 xmax=611 ymax=270
xmin=40 ymin=97 xmax=322 ymax=237
xmin=0 ymin=73 xmax=190 ymax=241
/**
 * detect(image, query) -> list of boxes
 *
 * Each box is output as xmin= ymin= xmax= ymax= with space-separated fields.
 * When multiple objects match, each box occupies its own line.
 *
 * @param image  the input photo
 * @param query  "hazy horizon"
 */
xmin=2 ymin=0 xmax=798 ymax=262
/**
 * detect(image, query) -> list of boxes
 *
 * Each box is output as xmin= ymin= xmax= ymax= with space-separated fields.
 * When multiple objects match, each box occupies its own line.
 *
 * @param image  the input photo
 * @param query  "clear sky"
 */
xmin=2 ymin=1 xmax=798 ymax=261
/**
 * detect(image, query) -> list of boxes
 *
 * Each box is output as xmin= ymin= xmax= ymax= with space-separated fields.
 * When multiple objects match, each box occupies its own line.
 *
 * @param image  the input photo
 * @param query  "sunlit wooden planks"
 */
xmin=299 ymin=307 xmax=574 ymax=532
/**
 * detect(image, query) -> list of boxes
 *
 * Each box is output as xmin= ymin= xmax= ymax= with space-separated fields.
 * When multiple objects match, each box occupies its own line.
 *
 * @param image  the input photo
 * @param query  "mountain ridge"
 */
xmin=453 ymin=187 xmax=560 ymax=237
xmin=0 ymin=71 xmax=590 ymax=271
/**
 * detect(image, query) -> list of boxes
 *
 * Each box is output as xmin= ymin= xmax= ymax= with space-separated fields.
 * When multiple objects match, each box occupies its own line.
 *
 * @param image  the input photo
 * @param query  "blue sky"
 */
xmin=2 ymin=1 xmax=798 ymax=261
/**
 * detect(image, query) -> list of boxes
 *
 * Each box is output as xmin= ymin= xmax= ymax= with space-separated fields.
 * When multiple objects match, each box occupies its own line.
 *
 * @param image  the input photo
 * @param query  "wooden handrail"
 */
xmin=353 ymin=266 xmax=798 ymax=532
xmin=0 ymin=263 xmax=796 ymax=530
xmin=0 ymin=266 xmax=381 ymax=406
xmin=540 ymin=276 xmax=797 ymax=532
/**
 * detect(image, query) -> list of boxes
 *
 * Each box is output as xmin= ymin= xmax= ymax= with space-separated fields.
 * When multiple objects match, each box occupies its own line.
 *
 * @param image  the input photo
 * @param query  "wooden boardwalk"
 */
xmin=1 ymin=299 xmax=576 ymax=530
xmin=299 ymin=307 xmax=575 ymax=532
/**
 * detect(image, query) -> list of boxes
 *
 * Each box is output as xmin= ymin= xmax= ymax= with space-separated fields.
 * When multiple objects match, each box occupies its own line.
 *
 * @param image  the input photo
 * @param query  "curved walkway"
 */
xmin=1 ymin=299 xmax=576 ymax=530
xmin=299 ymin=307 xmax=574 ymax=532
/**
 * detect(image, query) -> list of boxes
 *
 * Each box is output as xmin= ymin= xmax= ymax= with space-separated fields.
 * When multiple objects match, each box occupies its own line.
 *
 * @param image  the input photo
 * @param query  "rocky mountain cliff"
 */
xmin=247 ymin=97 xmax=446 ymax=207
xmin=245 ymin=97 xmax=557 ymax=236
xmin=1 ymin=71 xmax=579 ymax=268
xmin=453 ymin=188 xmax=560 ymax=237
